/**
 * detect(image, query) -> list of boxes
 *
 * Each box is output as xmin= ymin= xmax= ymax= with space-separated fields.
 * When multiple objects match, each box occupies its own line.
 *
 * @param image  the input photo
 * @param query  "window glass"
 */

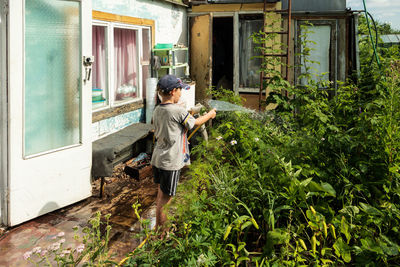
xmin=114 ymin=28 xmax=138 ymax=104
xmin=300 ymin=25 xmax=331 ymax=85
xmin=239 ymin=18 xmax=263 ymax=88
xmin=92 ymin=25 xmax=108 ymax=109
xmin=25 ymin=0 xmax=81 ymax=156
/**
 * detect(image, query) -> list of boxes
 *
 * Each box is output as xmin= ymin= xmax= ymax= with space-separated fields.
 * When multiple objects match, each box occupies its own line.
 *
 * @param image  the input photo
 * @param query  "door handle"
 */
xmin=83 ymin=56 xmax=94 ymax=83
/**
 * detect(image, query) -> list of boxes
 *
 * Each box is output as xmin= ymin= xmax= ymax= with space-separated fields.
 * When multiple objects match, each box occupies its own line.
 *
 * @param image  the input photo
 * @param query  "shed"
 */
xmin=188 ymin=0 xmax=359 ymax=109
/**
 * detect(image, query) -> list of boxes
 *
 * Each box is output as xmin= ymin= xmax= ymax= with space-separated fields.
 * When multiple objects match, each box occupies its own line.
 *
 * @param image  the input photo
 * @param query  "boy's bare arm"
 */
xmin=194 ymin=108 xmax=216 ymax=126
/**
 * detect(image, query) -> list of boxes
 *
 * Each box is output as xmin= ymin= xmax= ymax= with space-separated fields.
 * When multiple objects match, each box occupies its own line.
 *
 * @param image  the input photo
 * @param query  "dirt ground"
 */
xmin=0 ymin=160 xmax=159 ymax=266
xmin=85 ymin=161 xmax=159 ymax=261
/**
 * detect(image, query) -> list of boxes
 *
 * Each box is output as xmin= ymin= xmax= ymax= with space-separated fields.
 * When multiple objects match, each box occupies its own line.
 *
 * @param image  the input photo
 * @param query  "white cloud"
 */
xmin=366 ymin=0 xmax=394 ymax=8
xmin=348 ymin=0 xmax=400 ymax=9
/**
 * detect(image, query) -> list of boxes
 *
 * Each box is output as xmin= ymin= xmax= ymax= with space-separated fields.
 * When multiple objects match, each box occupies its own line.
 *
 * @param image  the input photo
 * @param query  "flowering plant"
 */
xmin=23 ymin=231 xmax=85 ymax=266
xmin=23 ymin=211 xmax=114 ymax=266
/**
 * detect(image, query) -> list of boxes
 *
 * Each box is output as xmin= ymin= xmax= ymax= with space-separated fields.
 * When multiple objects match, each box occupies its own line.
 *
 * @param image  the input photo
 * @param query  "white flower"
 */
xmin=75 ymin=244 xmax=85 ymax=253
xmin=321 ymin=137 xmax=325 ymax=141
xmin=57 ymin=232 xmax=65 ymax=237
xmin=49 ymin=242 xmax=61 ymax=251
xmin=216 ymin=136 xmax=223 ymax=140
xmin=23 ymin=251 xmax=32 ymax=260
xmin=32 ymin=247 xmax=41 ymax=254
xmin=254 ymin=137 xmax=259 ymax=142
xmin=40 ymin=250 xmax=48 ymax=257
xmin=230 ymin=140 xmax=237 ymax=146
xmin=197 ymin=254 xmax=206 ymax=265
xmin=59 ymin=238 xmax=66 ymax=243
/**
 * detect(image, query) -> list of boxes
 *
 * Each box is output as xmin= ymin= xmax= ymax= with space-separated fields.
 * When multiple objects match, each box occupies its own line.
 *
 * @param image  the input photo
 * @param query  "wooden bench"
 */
xmin=91 ymin=123 xmax=154 ymax=197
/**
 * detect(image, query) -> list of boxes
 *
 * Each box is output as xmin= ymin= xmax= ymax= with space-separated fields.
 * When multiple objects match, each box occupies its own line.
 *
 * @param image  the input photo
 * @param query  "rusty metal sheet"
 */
xmin=282 ymin=0 xmax=346 ymax=12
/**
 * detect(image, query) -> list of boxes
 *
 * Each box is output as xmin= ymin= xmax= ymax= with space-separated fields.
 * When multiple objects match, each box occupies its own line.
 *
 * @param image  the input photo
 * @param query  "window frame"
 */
xmin=92 ymin=11 xmax=154 ymax=112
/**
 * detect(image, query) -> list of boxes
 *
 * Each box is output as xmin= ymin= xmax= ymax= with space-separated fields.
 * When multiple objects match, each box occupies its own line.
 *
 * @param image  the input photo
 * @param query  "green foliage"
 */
xmin=207 ymin=86 xmax=244 ymax=106
xmin=122 ymin=18 xmax=400 ymax=267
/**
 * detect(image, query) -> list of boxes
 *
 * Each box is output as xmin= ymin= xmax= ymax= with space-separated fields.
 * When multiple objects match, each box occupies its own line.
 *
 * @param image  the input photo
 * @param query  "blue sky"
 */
xmin=347 ymin=0 xmax=400 ymax=31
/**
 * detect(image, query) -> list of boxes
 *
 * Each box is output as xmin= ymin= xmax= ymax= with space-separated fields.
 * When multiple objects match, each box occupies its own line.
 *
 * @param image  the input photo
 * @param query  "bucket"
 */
xmin=145 ymin=78 xmax=158 ymax=124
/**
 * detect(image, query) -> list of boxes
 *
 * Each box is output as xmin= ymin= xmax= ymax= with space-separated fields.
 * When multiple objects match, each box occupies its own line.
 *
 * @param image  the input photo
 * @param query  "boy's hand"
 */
xmin=208 ymin=108 xmax=216 ymax=119
xmin=194 ymin=108 xmax=217 ymax=126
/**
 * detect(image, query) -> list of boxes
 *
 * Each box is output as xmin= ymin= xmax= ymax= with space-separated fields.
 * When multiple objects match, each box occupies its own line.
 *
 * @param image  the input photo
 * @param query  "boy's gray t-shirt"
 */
xmin=151 ymin=103 xmax=196 ymax=171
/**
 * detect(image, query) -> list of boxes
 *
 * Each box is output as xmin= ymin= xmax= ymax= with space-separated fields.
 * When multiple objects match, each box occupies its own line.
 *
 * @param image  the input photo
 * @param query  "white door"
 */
xmin=6 ymin=0 xmax=92 ymax=226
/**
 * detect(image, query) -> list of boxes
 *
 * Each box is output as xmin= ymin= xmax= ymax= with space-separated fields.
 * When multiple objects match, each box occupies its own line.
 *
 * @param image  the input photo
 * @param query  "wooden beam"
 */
xmin=191 ymin=3 xmax=278 ymax=13
xmin=92 ymin=11 xmax=156 ymax=47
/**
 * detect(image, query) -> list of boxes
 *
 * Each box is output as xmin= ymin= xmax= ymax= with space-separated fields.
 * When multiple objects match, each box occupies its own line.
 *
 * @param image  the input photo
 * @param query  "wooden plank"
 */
xmin=191 ymin=3 xmax=277 ymax=13
xmin=190 ymin=14 xmax=212 ymax=102
xmin=92 ymin=11 xmax=156 ymax=47
xmin=233 ymin=12 xmax=239 ymax=94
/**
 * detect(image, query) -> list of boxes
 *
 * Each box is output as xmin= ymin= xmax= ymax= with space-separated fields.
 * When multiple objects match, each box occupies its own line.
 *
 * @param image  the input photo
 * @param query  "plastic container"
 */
xmin=92 ymin=98 xmax=106 ymax=109
xmin=154 ymin=43 xmax=173 ymax=49
xmin=92 ymin=89 xmax=103 ymax=102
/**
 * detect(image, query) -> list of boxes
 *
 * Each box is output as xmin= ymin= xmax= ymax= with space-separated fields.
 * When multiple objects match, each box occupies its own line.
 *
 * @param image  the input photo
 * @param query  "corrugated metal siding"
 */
xmin=204 ymin=0 xmax=347 ymax=12
xmin=282 ymin=0 xmax=346 ymax=12
xmin=380 ymin=34 xmax=400 ymax=44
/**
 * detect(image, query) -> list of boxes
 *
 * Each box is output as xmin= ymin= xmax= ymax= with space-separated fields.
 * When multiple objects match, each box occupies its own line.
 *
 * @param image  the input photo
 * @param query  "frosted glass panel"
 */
xmin=301 ymin=25 xmax=331 ymax=85
xmin=25 ymin=0 xmax=81 ymax=156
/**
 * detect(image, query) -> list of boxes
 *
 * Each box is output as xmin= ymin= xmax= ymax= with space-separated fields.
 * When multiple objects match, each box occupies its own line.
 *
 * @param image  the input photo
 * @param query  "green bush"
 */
xmin=124 ymin=23 xmax=400 ymax=267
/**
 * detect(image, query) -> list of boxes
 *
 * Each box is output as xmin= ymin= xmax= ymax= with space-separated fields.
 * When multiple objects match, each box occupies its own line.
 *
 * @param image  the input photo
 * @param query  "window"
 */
xmin=239 ymin=16 xmax=263 ymax=89
xmin=92 ymin=14 xmax=153 ymax=111
xmin=296 ymin=20 xmax=337 ymax=89
xmin=92 ymin=25 xmax=108 ymax=109
xmin=113 ymin=27 xmax=139 ymax=104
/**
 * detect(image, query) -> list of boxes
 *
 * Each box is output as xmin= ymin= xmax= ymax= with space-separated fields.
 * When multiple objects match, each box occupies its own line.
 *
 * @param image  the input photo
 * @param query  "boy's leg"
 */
xmin=152 ymin=167 xmax=180 ymax=232
xmin=155 ymin=185 xmax=172 ymax=231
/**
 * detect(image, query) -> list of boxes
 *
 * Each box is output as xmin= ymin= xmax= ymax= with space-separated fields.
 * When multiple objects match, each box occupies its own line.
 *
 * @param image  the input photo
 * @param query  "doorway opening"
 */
xmin=212 ymin=17 xmax=233 ymax=91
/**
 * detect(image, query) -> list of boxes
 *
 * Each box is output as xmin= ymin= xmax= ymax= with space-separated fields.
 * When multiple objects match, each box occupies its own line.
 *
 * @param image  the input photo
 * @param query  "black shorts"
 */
xmin=152 ymin=166 xmax=181 ymax=196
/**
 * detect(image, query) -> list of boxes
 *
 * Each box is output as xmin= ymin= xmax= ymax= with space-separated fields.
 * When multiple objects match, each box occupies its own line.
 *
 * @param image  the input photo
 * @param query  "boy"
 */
xmin=151 ymin=74 xmax=216 ymax=233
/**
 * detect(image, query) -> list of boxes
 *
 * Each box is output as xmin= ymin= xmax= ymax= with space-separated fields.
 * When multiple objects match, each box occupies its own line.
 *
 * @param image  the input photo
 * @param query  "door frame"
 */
xmin=188 ymin=10 xmax=265 ymax=95
xmin=0 ymin=0 xmax=8 ymax=226
xmin=188 ymin=13 xmax=213 ymax=102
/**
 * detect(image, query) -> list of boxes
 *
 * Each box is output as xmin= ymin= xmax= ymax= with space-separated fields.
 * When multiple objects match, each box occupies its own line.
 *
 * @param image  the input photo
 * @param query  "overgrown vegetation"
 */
xmin=121 ymin=12 xmax=400 ymax=266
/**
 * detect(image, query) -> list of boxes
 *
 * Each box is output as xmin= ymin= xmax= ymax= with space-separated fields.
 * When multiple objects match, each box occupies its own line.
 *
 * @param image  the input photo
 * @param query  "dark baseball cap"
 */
xmin=157 ymin=75 xmax=190 ymax=92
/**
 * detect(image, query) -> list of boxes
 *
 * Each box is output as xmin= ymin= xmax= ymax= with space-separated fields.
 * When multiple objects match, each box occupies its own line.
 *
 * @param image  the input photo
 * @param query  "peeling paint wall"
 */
xmin=91 ymin=109 xmax=144 ymax=140
xmin=91 ymin=0 xmax=188 ymax=139
xmin=93 ymin=0 xmax=187 ymax=45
